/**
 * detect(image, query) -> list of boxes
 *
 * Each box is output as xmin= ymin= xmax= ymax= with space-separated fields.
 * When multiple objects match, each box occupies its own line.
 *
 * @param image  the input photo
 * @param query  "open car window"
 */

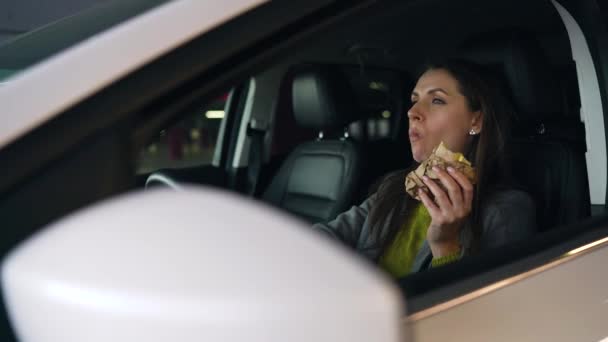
xmin=122 ymin=0 xmax=601 ymax=311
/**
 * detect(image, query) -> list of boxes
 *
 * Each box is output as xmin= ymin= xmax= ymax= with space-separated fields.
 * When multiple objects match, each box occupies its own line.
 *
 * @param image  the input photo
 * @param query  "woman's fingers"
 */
xmin=422 ymin=175 xmax=452 ymax=210
xmin=418 ymin=188 xmax=441 ymax=217
xmin=433 ymin=166 xmax=463 ymax=209
xmin=446 ymin=167 xmax=474 ymax=211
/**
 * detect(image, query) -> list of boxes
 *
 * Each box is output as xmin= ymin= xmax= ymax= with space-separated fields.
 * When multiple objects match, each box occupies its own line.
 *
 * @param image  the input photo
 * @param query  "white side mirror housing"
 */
xmin=2 ymin=187 xmax=408 ymax=341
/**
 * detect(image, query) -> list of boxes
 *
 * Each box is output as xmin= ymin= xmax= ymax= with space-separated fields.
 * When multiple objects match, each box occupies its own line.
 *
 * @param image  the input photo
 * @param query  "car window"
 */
xmin=344 ymin=66 xmax=409 ymax=142
xmin=137 ymin=93 xmax=229 ymax=174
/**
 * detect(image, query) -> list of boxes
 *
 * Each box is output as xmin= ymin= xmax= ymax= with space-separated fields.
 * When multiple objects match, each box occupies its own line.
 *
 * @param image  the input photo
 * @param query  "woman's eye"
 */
xmin=432 ymin=98 xmax=445 ymax=105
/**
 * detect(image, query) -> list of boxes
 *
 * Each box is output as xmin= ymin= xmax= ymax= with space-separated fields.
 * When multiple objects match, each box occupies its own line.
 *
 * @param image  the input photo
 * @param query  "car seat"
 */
xmin=262 ymin=64 xmax=365 ymax=223
xmin=459 ymin=31 xmax=590 ymax=231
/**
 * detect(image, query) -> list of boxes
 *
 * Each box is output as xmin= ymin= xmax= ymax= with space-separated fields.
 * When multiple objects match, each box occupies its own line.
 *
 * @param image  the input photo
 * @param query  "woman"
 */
xmin=313 ymin=59 xmax=536 ymax=278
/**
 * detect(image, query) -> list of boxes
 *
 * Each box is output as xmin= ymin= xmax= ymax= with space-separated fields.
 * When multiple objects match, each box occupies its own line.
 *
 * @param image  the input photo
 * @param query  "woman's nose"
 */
xmin=407 ymin=104 xmax=422 ymax=121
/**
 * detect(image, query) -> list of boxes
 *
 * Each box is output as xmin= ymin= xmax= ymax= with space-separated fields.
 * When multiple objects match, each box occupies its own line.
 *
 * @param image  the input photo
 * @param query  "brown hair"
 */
xmin=368 ymin=59 xmax=514 ymax=254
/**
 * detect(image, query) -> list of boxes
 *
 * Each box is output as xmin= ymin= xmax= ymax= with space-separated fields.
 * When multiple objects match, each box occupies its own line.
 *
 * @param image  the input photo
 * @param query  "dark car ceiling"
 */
xmin=286 ymin=0 xmax=570 ymax=73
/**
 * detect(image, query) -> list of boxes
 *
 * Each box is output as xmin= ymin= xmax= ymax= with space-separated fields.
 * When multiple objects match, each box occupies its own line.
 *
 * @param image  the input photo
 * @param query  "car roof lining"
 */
xmin=274 ymin=0 xmax=570 ymax=72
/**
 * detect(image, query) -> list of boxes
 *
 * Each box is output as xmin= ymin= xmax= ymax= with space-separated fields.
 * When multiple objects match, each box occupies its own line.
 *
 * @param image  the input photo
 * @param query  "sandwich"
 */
xmin=405 ymin=142 xmax=476 ymax=200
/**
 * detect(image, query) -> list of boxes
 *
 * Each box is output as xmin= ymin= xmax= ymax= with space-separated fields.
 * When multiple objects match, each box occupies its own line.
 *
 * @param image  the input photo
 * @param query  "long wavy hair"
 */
xmin=368 ymin=59 xmax=514 ymax=254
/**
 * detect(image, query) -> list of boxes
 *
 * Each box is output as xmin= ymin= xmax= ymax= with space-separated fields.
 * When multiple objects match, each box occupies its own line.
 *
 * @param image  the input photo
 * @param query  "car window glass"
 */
xmin=343 ymin=66 xmax=408 ymax=142
xmin=137 ymin=94 xmax=229 ymax=174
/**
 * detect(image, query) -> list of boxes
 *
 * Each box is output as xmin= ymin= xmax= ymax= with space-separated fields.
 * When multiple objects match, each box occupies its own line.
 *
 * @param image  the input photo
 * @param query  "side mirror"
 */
xmin=2 ymin=187 xmax=409 ymax=341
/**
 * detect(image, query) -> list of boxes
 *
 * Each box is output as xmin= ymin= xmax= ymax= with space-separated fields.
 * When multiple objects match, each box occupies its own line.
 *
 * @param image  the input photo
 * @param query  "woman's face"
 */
xmin=408 ymin=68 xmax=483 ymax=162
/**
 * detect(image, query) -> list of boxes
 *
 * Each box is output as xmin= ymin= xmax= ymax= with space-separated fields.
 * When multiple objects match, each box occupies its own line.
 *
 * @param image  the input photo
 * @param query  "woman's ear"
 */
xmin=471 ymin=111 xmax=483 ymax=133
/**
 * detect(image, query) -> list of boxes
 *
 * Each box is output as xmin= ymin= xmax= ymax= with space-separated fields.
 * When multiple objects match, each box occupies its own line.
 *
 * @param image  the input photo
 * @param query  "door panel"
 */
xmin=410 ymin=240 xmax=608 ymax=341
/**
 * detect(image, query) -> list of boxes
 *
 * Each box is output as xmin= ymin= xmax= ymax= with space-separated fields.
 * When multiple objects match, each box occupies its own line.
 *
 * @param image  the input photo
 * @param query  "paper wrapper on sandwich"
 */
xmin=405 ymin=142 xmax=476 ymax=200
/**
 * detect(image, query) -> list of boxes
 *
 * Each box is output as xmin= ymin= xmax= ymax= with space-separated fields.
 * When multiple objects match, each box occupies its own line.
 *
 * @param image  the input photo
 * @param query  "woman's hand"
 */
xmin=418 ymin=166 xmax=474 ymax=257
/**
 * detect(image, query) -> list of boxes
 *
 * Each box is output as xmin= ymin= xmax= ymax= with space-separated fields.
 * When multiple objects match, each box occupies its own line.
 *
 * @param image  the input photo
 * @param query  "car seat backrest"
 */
xmin=459 ymin=31 xmax=590 ymax=231
xmin=262 ymin=64 xmax=365 ymax=223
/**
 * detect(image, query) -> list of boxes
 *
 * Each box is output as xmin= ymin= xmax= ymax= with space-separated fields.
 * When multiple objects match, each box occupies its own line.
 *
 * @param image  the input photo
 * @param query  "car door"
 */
xmin=3 ymin=0 xmax=608 ymax=341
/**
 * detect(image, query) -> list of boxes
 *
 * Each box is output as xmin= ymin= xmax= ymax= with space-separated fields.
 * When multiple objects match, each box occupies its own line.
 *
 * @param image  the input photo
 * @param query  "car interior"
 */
xmin=147 ymin=5 xmax=588 ymax=215
xmin=0 ymin=0 xmax=606 ymax=339
xmin=135 ymin=0 xmax=599 ymax=306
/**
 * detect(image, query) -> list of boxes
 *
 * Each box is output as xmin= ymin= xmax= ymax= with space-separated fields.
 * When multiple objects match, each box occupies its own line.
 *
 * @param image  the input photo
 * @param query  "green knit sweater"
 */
xmin=379 ymin=203 xmax=460 ymax=278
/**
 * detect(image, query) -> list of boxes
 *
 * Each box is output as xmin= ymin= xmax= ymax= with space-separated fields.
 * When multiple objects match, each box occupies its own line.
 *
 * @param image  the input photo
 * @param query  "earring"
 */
xmin=469 ymin=129 xmax=477 ymax=135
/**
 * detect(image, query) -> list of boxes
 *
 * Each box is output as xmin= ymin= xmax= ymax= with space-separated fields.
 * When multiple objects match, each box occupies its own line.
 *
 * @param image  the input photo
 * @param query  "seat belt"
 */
xmin=246 ymin=118 xmax=268 ymax=196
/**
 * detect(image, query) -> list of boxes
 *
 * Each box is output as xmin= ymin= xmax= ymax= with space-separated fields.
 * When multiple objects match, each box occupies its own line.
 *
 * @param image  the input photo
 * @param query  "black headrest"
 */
xmin=457 ymin=31 xmax=561 ymax=122
xmin=291 ymin=65 xmax=359 ymax=130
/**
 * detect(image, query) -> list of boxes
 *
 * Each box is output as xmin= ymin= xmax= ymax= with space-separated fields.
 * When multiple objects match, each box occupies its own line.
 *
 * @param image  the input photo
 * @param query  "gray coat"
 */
xmin=313 ymin=189 xmax=537 ymax=273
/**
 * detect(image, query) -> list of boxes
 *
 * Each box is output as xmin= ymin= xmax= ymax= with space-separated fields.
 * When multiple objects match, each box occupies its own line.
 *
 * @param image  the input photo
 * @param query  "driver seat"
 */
xmin=459 ymin=31 xmax=591 ymax=231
